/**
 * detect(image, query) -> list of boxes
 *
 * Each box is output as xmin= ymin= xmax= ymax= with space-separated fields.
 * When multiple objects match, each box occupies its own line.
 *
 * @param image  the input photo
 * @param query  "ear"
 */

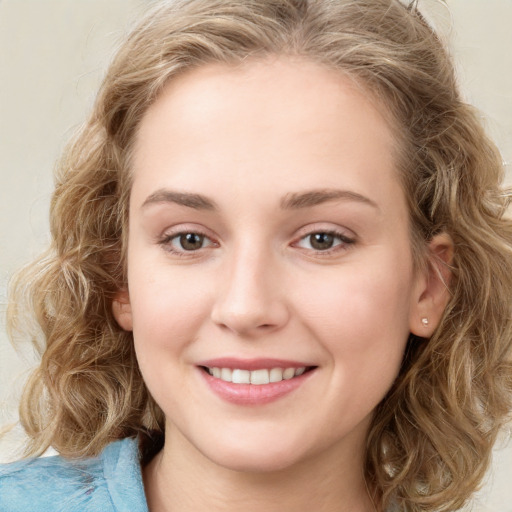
xmin=112 ymin=288 xmax=133 ymax=331
xmin=409 ymin=233 xmax=453 ymax=337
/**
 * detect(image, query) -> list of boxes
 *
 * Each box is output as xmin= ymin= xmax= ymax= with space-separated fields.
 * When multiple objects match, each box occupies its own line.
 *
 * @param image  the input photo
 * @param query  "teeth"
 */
xmin=220 ymin=368 xmax=232 ymax=382
xmin=283 ymin=368 xmax=295 ymax=380
xmin=207 ymin=366 xmax=307 ymax=384
xmin=232 ymin=369 xmax=250 ymax=384
xmin=250 ymin=369 xmax=269 ymax=385
xmin=269 ymin=368 xmax=283 ymax=383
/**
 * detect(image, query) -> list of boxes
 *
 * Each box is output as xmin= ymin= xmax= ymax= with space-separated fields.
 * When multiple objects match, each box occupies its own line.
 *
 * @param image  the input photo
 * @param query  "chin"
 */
xmin=201 ymin=437 xmax=309 ymax=474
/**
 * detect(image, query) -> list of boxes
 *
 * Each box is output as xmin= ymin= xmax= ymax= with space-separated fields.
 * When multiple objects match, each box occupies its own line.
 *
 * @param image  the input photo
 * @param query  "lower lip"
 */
xmin=200 ymin=369 xmax=314 ymax=405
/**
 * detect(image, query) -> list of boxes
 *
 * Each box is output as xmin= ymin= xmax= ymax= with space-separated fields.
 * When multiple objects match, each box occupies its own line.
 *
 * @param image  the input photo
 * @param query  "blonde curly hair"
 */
xmin=7 ymin=0 xmax=512 ymax=510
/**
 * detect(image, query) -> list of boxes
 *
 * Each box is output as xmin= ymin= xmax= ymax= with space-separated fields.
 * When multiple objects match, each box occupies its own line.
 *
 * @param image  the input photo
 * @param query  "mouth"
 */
xmin=200 ymin=365 xmax=315 ymax=385
xmin=197 ymin=358 xmax=317 ymax=404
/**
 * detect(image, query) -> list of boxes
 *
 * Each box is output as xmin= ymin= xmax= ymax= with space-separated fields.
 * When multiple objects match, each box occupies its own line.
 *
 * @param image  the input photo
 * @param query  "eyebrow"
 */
xmin=280 ymin=188 xmax=379 ymax=210
xmin=141 ymin=187 xmax=379 ymax=212
xmin=142 ymin=189 xmax=218 ymax=210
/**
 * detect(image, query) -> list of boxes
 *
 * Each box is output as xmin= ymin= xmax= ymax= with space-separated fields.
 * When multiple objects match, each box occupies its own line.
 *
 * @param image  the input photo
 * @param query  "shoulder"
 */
xmin=0 ymin=437 xmax=148 ymax=512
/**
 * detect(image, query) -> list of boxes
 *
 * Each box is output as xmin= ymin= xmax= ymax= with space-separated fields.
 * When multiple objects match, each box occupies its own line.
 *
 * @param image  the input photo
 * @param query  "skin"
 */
xmin=114 ymin=57 xmax=451 ymax=512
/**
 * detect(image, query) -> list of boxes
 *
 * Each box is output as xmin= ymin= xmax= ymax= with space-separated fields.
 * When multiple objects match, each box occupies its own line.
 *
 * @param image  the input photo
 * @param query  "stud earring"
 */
xmin=421 ymin=317 xmax=429 ymax=327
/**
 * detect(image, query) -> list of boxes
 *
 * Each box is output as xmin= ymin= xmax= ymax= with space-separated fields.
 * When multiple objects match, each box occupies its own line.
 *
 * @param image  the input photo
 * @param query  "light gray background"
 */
xmin=0 ymin=1 xmax=511 ymax=510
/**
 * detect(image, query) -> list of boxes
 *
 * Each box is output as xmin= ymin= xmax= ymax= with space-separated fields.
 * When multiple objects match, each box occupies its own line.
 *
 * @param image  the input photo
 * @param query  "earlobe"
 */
xmin=410 ymin=233 xmax=453 ymax=337
xmin=112 ymin=289 xmax=133 ymax=331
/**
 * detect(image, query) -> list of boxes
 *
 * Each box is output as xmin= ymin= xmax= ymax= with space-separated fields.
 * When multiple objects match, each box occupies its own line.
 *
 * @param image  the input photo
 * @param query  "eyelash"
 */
xmin=293 ymin=230 xmax=355 ymax=255
xmin=158 ymin=230 xmax=216 ymax=257
xmin=157 ymin=229 xmax=355 ymax=257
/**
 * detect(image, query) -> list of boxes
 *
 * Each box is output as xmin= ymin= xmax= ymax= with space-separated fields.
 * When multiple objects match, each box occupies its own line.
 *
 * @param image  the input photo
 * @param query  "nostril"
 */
xmin=211 ymin=299 xmax=290 ymax=336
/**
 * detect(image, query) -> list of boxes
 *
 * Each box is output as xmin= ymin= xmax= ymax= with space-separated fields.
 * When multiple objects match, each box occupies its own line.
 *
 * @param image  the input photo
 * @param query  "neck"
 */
xmin=143 ymin=426 xmax=378 ymax=512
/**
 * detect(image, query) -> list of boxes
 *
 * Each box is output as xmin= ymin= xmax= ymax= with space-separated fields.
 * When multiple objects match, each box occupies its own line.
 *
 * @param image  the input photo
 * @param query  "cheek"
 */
xmin=129 ymin=271 xmax=212 ymax=410
xmin=128 ymin=266 xmax=211 ymax=359
xmin=296 ymin=257 xmax=414 ymax=367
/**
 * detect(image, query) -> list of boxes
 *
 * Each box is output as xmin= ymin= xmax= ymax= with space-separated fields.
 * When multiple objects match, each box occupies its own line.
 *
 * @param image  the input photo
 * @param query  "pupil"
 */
xmin=310 ymin=233 xmax=334 ymax=250
xmin=180 ymin=233 xmax=203 ymax=250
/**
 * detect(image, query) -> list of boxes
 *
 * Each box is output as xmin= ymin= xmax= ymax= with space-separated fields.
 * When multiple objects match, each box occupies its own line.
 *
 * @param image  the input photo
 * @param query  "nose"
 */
xmin=210 ymin=247 xmax=290 ymax=337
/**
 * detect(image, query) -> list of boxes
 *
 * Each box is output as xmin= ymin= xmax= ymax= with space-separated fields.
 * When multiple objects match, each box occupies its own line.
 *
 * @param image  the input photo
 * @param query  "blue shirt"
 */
xmin=0 ymin=437 xmax=148 ymax=512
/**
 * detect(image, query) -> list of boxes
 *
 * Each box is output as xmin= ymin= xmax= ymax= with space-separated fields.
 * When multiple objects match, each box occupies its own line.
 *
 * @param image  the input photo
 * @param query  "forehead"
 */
xmin=130 ymin=57 xmax=405 ymax=217
xmin=134 ymin=57 xmax=397 ymax=151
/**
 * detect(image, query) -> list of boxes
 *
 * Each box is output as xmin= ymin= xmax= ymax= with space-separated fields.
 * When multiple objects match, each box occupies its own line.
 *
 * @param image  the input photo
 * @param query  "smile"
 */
xmin=198 ymin=360 xmax=316 ymax=405
xmin=204 ymin=366 xmax=307 ymax=384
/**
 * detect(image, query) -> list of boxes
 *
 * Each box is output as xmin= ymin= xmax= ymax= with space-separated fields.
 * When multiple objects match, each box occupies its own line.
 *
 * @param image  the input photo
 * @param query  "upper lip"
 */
xmin=197 ymin=358 xmax=314 ymax=371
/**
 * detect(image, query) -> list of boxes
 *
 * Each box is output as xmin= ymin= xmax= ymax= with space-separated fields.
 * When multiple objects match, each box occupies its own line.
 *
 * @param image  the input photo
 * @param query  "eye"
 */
xmin=160 ymin=231 xmax=216 ymax=253
xmin=295 ymin=231 xmax=354 ymax=252
xmin=176 ymin=233 xmax=207 ymax=251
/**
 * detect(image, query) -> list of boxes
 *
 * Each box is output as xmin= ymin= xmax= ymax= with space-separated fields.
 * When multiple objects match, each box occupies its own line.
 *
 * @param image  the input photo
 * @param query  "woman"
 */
xmin=1 ymin=1 xmax=511 ymax=511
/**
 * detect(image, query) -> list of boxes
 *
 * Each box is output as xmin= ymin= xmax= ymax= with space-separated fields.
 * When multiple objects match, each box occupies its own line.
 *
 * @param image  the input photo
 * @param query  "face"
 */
xmin=115 ymin=58 xmax=432 ymax=473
